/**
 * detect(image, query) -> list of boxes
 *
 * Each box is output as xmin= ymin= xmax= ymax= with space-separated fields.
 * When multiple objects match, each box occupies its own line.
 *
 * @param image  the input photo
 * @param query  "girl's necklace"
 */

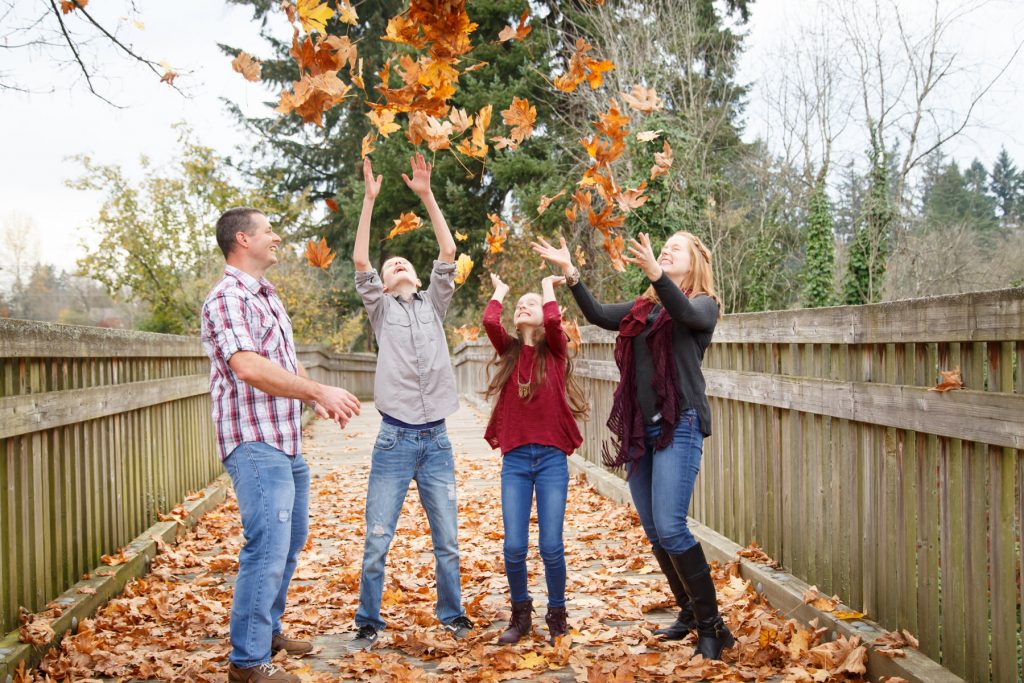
xmin=516 ymin=350 xmax=534 ymax=398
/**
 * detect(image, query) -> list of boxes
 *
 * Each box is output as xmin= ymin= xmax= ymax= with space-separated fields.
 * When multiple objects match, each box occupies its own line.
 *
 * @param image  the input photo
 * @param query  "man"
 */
xmin=201 ymin=207 xmax=361 ymax=683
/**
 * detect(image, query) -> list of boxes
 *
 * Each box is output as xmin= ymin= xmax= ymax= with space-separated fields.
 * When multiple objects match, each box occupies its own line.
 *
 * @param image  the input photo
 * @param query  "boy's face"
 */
xmin=381 ymin=257 xmax=421 ymax=292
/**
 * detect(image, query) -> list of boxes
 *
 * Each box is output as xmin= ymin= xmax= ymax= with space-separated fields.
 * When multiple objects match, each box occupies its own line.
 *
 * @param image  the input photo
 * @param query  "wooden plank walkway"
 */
xmin=28 ymin=402 xmax=868 ymax=682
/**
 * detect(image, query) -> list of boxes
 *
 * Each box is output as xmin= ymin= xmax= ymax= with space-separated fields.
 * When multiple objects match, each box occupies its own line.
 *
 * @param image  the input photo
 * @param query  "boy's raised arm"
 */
xmin=353 ymin=157 xmax=382 ymax=273
xmin=402 ymin=153 xmax=456 ymax=263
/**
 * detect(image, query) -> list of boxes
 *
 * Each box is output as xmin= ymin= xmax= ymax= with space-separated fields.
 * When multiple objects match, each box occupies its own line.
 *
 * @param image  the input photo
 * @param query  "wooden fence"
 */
xmin=0 ymin=320 xmax=375 ymax=636
xmin=452 ymin=287 xmax=1024 ymax=683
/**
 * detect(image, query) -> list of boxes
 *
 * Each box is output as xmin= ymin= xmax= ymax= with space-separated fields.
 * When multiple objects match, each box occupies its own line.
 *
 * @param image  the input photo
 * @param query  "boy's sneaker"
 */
xmin=350 ymin=624 xmax=379 ymax=651
xmin=442 ymin=615 xmax=474 ymax=640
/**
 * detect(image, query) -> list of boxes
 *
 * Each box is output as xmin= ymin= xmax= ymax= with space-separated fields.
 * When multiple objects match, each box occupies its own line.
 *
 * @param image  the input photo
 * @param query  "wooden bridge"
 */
xmin=1 ymin=287 xmax=1023 ymax=682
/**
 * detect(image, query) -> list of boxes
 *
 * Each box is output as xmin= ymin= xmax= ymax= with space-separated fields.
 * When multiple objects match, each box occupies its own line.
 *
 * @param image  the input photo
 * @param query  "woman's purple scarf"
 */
xmin=603 ymin=296 xmax=681 ymax=471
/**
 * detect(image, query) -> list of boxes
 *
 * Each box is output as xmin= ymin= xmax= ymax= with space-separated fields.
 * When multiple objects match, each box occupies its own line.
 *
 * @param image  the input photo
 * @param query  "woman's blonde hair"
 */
xmin=641 ymin=231 xmax=723 ymax=318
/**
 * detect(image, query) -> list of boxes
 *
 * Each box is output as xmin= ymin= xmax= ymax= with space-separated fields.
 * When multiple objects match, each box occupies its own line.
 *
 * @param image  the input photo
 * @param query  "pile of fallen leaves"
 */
xmin=18 ymin=410 xmax=915 ymax=682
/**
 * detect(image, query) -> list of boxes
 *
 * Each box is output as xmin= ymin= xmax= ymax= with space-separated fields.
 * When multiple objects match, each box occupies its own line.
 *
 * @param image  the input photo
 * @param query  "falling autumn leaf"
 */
xmin=159 ymin=69 xmax=178 ymax=85
xmin=498 ymin=9 xmax=531 ymax=42
xmin=305 ymin=238 xmax=336 ymax=269
xmin=297 ymin=0 xmax=334 ymax=33
xmin=453 ymin=323 xmax=480 ymax=342
xmin=562 ymin=316 xmax=582 ymax=352
xmin=614 ymin=182 xmax=648 ymax=213
xmin=621 ymin=85 xmax=665 ymax=113
xmin=454 ymin=253 xmax=474 ymax=285
xmin=650 ymin=139 xmax=674 ymax=179
xmin=485 ymin=214 xmax=508 ymax=254
xmin=231 ymin=52 xmax=262 ymax=82
xmin=336 ymin=0 xmax=358 ymax=25
xmin=361 ymin=131 xmax=377 ymax=158
xmin=368 ymin=107 xmax=402 ymax=137
xmin=500 ymin=96 xmax=536 ymax=143
xmin=325 ymin=198 xmax=339 ymax=213
xmin=454 ymin=231 xmax=468 ymax=241
xmin=929 ymin=367 xmax=963 ymax=392
xmin=574 ymin=245 xmax=587 ymax=266
xmin=636 ymin=129 xmax=662 ymax=142
xmin=60 ymin=0 xmax=87 ymax=13
xmin=537 ymin=189 xmax=567 ymax=215
xmin=386 ymin=212 xmax=423 ymax=240
xmin=603 ymin=233 xmax=626 ymax=272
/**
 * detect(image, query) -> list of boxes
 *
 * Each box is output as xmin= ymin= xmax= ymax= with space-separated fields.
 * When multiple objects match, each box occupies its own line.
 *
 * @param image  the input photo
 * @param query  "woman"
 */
xmin=532 ymin=231 xmax=733 ymax=660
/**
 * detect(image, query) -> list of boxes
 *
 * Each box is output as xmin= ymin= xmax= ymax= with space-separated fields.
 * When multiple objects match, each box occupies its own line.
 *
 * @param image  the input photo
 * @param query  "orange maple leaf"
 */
xmin=486 ymin=214 xmax=508 ymax=254
xmin=650 ymin=140 xmax=674 ymax=179
xmin=305 ymin=238 xmax=337 ymax=269
xmin=602 ymin=233 xmax=627 ymax=272
xmin=324 ymin=198 xmax=339 ymax=213
xmin=562 ymin=317 xmax=582 ymax=352
xmin=537 ymin=189 xmax=567 ymax=215
xmin=231 ymin=52 xmax=262 ymax=82
xmin=574 ymin=245 xmax=587 ymax=267
xmin=501 ymin=96 xmax=536 ymax=143
xmin=454 ymin=324 xmax=481 ymax=342
xmin=387 ymin=212 xmax=423 ymax=240
xmin=368 ymin=107 xmax=402 ymax=137
xmin=60 ymin=0 xmax=87 ymax=13
xmin=361 ymin=131 xmax=377 ymax=158
xmin=621 ymin=85 xmax=664 ymax=113
xmin=614 ymin=182 xmax=648 ymax=213
xmin=498 ymin=10 xmax=531 ymax=42
xmin=337 ymin=0 xmax=358 ymax=25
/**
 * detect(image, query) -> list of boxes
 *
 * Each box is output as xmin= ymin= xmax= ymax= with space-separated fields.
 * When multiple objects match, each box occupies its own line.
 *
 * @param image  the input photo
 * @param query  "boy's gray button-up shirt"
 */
xmin=355 ymin=260 xmax=460 ymax=424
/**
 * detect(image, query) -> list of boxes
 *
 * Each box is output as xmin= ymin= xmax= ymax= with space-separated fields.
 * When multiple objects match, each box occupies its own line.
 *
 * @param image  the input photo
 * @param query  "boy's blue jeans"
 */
xmin=355 ymin=422 xmax=465 ymax=630
xmin=223 ymin=442 xmax=310 ymax=668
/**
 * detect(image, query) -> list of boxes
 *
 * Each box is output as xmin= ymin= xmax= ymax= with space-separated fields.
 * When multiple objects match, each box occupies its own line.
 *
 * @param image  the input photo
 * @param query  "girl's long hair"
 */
xmin=641 ymin=231 xmax=723 ymax=318
xmin=482 ymin=311 xmax=590 ymax=421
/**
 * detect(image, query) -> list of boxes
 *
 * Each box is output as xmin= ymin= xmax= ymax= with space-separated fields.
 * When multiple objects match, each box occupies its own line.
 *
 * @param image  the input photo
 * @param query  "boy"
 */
xmin=350 ymin=153 xmax=471 ymax=649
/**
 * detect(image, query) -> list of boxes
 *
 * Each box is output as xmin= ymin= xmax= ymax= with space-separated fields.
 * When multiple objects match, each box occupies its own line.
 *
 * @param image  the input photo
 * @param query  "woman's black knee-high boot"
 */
xmin=670 ymin=543 xmax=735 ymax=660
xmin=651 ymin=547 xmax=696 ymax=640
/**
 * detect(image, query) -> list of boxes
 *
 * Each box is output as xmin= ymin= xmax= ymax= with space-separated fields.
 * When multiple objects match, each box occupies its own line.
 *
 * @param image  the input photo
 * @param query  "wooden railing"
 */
xmin=0 ymin=321 xmax=375 ymax=636
xmin=452 ymin=287 xmax=1024 ymax=683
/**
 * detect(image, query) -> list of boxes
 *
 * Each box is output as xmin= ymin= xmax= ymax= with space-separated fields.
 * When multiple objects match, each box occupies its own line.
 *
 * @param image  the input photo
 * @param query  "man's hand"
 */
xmin=316 ymin=385 xmax=361 ymax=429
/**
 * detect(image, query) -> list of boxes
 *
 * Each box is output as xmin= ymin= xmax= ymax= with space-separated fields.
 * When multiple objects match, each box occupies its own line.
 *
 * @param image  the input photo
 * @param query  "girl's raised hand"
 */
xmin=490 ymin=273 xmax=510 ymax=301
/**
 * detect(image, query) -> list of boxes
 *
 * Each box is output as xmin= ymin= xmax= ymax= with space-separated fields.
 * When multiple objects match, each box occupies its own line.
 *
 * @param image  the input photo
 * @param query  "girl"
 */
xmin=531 ymin=231 xmax=733 ymax=660
xmin=482 ymin=272 xmax=589 ymax=644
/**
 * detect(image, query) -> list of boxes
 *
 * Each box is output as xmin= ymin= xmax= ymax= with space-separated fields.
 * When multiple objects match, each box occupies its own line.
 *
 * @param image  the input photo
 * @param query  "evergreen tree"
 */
xmin=801 ymin=178 xmax=836 ymax=307
xmin=843 ymin=130 xmax=894 ymax=304
xmin=990 ymin=146 xmax=1021 ymax=228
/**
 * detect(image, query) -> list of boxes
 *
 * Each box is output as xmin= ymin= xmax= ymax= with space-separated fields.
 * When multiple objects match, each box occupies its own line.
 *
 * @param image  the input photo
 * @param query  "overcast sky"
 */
xmin=2 ymin=0 xmax=1022 ymax=274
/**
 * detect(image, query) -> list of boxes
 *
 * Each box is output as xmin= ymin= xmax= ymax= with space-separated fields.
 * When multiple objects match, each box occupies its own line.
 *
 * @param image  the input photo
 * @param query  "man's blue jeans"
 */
xmin=223 ymin=442 xmax=310 ymax=668
xmin=628 ymin=409 xmax=703 ymax=555
xmin=355 ymin=422 xmax=465 ymax=630
xmin=501 ymin=444 xmax=569 ymax=608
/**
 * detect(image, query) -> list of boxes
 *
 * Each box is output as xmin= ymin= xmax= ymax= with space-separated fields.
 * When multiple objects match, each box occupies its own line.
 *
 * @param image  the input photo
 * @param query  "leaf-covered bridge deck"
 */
xmin=29 ymin=404 xmax=873 ymax=682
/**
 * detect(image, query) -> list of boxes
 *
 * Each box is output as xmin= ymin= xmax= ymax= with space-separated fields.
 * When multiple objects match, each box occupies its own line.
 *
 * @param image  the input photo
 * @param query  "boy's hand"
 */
xmin=490 ymin=273 xmax=510 ymax=302
xmin=402 ymin=152 xmax=433 ymax=198
xmin=363 ymin=157 xmax=383 ymax=201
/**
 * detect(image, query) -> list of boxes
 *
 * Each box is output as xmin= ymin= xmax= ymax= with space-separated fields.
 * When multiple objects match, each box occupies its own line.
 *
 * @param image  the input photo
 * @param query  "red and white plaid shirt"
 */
xmin=201 ymin=265 xmax=302 ymax=461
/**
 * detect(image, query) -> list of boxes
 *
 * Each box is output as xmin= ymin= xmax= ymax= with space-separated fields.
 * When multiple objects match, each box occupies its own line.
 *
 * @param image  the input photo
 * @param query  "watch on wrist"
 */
xmin=566 ymin=266 xmax=581 ymax=286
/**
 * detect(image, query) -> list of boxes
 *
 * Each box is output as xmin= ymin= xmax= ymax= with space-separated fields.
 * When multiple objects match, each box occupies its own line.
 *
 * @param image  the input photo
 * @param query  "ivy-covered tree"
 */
xmin=843 ymin=130 xmax=895 ymax=305
xmin=801 ymin=179 xmax=836 ymax=307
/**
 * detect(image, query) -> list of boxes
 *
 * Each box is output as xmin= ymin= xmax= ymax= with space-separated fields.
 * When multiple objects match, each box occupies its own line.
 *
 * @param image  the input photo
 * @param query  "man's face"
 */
xmin=240 ymin=214 xmax=281 ymax=268
xmin=381 ymin=256 xmax=420 ymax=291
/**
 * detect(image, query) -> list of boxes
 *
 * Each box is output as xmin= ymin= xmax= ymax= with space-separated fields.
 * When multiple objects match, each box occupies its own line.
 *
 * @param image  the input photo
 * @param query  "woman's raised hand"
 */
xmin=530 ymin=235 xmax=575 ymax=275
xmin=624 ymin=232 xmax=662 ymax=280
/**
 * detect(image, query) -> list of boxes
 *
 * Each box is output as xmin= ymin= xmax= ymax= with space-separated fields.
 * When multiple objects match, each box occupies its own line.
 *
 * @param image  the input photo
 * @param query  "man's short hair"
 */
xmin=216 ymin=208 xmax=264 ymax=258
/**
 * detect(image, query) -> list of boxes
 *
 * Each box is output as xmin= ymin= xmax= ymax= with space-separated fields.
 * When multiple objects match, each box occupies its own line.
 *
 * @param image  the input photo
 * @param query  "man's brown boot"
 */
xmin=271 ymin=633 xmax=313 ymax=656
xmin=228 ymin=662 xmax=300 ymax=682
